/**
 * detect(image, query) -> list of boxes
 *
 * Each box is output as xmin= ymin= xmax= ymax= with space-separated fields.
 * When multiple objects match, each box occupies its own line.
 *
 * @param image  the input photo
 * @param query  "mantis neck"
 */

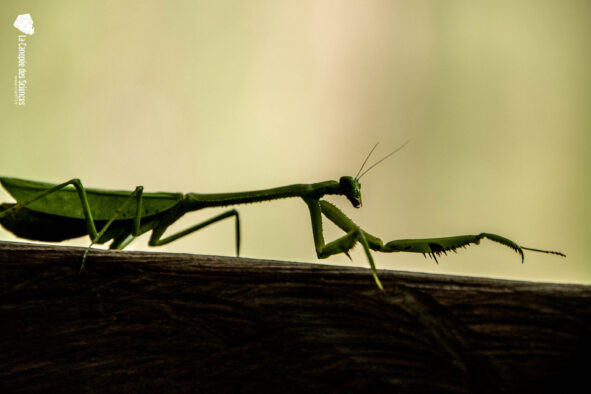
xmin=184 ymin=180 xmax=342 ymax=210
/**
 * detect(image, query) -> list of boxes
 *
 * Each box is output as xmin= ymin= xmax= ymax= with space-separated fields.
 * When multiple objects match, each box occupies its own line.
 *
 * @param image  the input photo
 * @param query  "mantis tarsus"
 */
xmin=0 ymin=143 xmax=565 ymax=290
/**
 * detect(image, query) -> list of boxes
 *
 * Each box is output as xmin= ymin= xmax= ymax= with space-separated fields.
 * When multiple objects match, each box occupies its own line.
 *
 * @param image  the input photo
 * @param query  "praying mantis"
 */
xmin=0 ymin=143 xmax=565 ymax=290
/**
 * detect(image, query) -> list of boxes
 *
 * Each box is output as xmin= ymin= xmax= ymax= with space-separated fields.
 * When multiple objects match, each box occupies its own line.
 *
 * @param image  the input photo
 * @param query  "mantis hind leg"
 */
xmin=0 ymin=179 xmax=146 ymax=270
xmin=80 ymin=186 xmax=144 ymax=271
xmin=110 ymin=234 xmax=136 ymax=250
xmin=148 ymin=209 xmax=241 ymax=256
xmin=0 ymin=178 xmax=101 ymax=239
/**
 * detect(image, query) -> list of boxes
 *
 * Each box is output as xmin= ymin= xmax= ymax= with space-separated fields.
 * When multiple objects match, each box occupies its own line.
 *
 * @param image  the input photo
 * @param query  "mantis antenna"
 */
xmin=355 ymin=142 xmax=380 ymax=180
xmin=356 ymin=140 xmax=410 ymax=180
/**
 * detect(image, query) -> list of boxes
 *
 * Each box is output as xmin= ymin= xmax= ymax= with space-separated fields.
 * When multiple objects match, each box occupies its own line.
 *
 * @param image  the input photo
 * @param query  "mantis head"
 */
xmin=344 ymin=140 xmax=409 ymax=208
xmin=339 ymin=176 xmax=362 ymax=208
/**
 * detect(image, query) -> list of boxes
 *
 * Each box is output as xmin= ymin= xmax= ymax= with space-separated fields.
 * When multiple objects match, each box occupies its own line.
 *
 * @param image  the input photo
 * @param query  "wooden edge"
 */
xmin=1 ymin=241 xmax=590 ymax=393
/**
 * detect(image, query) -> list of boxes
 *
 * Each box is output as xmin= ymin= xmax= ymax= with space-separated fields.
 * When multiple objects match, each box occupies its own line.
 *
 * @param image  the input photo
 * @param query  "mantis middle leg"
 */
xmin=148 ymin=209 xmax=241 ymax=256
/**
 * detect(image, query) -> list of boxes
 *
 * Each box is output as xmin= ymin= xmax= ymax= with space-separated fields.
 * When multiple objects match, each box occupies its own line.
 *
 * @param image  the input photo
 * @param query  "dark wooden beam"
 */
xmin=1 ymin=241 xmax=589 ymax=393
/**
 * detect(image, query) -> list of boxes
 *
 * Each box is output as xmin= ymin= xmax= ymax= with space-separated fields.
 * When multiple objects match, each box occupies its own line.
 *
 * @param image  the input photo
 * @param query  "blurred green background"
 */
xmin=1 ymin=1 xmax=589 ymax=283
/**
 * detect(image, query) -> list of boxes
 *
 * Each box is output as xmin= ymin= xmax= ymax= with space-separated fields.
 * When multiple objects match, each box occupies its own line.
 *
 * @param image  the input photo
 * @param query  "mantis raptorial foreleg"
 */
xmin=381 ymin=233 xmax=565 ymax=262
xmin=305 ymin=198 xmax=384 ymax=290
xmin=305 ymin=198 xmax=357 ymax=258
xmin=148 ymin=209 xmax=241 ymax=256
xmin=317 ymin=200 xmax=383 ymax=250
xmin=304 ymin=199 xmax=565 ymax=291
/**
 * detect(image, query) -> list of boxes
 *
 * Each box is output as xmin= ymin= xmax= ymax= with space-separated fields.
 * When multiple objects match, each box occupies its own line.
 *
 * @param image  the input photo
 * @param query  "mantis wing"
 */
xmin=0 ymin=177 xmax=183 ymax=220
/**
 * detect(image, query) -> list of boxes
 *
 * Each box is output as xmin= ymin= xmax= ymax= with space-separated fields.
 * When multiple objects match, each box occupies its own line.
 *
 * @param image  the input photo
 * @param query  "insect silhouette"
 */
xmin=0 ymin=142 xmax=565 ymax=290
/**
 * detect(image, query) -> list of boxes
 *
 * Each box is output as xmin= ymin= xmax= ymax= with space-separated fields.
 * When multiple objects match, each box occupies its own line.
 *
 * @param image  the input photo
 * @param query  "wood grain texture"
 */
xmin=0 ymin=241 xmax=589 ymax=393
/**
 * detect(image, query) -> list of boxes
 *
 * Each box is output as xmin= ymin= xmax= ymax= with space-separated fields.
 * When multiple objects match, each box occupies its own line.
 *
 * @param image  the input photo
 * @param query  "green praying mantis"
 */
xmin=0 ymin=142 xmax=565 ymax=290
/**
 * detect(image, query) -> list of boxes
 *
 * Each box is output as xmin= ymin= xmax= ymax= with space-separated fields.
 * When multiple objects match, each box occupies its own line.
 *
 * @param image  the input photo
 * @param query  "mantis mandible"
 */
xmin=0 ymin=142 xmax=565 ymax=290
